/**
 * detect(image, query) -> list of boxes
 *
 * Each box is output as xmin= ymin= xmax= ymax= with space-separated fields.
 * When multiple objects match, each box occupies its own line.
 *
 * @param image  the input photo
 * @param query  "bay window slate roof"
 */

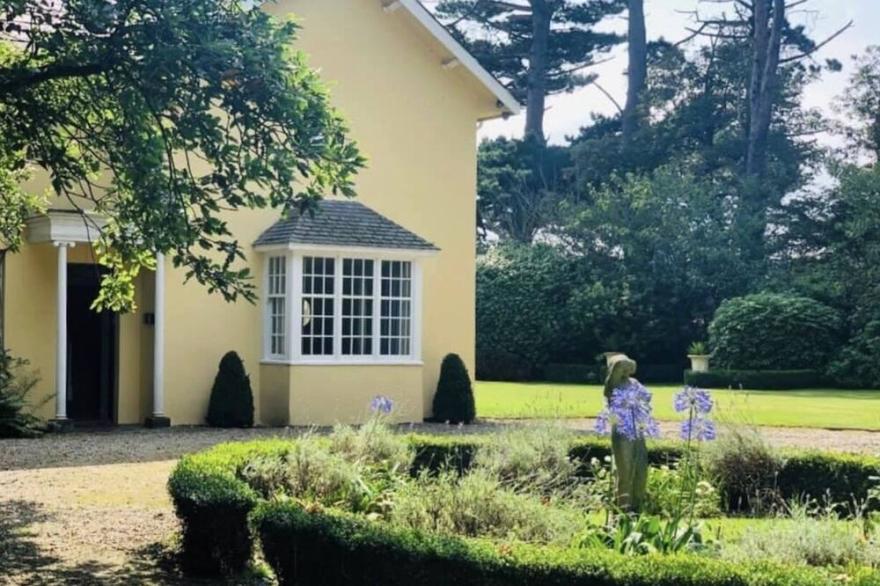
xmin=254 ymin=199 xmax=439 ymax=252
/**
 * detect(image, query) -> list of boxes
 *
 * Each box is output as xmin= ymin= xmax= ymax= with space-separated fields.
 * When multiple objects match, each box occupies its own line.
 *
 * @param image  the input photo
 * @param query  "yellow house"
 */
xmin=1 ymin=0 xmax=517 ymax=428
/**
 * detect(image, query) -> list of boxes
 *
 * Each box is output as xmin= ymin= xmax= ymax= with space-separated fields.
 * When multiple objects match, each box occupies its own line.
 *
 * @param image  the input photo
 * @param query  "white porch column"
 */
xmin=152 ymin=252 xmax=166 ymax=419
xmin=53 ymin=241 xmax=74 ymax=421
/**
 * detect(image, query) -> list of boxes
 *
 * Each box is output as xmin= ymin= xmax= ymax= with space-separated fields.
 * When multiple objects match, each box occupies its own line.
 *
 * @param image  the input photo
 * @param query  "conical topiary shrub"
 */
xmin=206 ymin=351 xmax=254 ymax=428
xmin=432 ymin=353 xmax=476 ymax=424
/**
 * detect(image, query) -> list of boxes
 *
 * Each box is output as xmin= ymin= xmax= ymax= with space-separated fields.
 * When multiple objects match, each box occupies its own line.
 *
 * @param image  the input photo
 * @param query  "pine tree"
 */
xmin=432 ymin=353 xmax=476 ymax=424
xmin=206 ymin=351 xmax=254 ymax=428
xmin=435 ymin=0 xmax=625 ymax=142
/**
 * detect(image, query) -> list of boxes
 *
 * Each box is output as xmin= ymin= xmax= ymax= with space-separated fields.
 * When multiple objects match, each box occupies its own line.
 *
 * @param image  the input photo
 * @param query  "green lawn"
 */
xmin=475 ymin=381 xmax=880 ymax=431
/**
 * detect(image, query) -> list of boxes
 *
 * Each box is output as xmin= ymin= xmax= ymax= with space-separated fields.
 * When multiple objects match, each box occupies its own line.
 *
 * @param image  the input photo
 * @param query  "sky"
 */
xmin=475 ymin=0 xmax=880 ymax=145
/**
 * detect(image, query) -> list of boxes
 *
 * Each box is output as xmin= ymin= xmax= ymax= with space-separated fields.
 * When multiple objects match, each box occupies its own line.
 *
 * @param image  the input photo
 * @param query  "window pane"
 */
xmin=266 ymin=256 xmax=287 ymax=357
xmin=301 ymin=256 xmax=335 ymax=356
xmin=341 ymin=256 xmax=374 ymax=356
xmin=379 ymin=261 xmax=412 ymax=356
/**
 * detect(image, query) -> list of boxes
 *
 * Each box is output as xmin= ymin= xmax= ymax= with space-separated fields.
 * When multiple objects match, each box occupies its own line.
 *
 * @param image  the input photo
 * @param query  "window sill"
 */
xmin=260 ymin=358 xmax=424 ymax=367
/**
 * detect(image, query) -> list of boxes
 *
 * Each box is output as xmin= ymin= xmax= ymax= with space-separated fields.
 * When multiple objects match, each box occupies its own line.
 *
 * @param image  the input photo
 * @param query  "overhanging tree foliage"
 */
xmin=0 ymin=0 xmax=364 ymax=311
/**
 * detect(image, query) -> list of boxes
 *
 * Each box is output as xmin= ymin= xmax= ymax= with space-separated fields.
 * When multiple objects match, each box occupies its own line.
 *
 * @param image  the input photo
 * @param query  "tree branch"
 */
xmin=779 ymin=20 xmax=853 ymax=63
xmin=0 ymin=62 xmax=105 ymax=94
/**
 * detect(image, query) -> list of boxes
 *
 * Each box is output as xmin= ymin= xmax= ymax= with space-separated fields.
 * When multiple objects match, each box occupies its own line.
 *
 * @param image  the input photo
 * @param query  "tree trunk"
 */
xmin=746 ymin=0 xmax=784 ymax=177
xmin=525 ymin=0 xmax=551 ymax=143
xmin=621 ymin=0 xmax=647 ymax=143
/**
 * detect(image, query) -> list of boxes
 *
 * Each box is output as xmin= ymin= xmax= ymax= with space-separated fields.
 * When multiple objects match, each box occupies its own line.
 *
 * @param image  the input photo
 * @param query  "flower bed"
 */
xmin=169 ymin=428 xmax=880 ymax=583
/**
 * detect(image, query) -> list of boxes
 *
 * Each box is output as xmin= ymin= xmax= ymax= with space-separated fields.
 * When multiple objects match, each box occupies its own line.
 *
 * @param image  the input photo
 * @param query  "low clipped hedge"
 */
xmin=544 ymin=363 xmax=685 ymax=385
xmin=167 ymin=439 xmax=290 ymax=576
xmin=544 ymin=363 xmax=600 ymax=383
xmin=254 ymin=501 xmax=878 ymax=586
xmin=684 ymin=369 xmax=824 ymax=390
xmin=168 ymin=435 xmax=880 ymax=578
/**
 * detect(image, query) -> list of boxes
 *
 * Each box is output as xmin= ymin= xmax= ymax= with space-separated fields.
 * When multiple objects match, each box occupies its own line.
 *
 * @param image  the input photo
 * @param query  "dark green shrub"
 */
xmin=0 ymin=349 xmax=44 ymax=438
xmin=827 ymin=318 xmax=880 ymax=389
xmin=708 ymin=293 xmax=841 ymax=370
xmin=432 ymin=354 xmax=476 ymax=424
xmin=167 ymin=455 xmax=259 ymax=576
xmin=254 ymin=500 xmax=854 ymax=586
xmin=684 ymin=369 xmax=824 ymax=390
xmin=206 ymin=351 xmax=254 ymax=428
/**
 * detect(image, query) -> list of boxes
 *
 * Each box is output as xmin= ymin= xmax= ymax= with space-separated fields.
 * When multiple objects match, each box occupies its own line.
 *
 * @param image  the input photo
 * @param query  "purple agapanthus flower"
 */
xmin=673 ymin=386 xmax=713 ymax=415
xmin=595 ymin=380 xmax=660 ymax=441
xmin=594 ymin=408 xmax=611 ymax=435
xmin=680 ymin=416 xmax=717 ymax=442
xmin=370 ymin=395 xmax=394 ymax=415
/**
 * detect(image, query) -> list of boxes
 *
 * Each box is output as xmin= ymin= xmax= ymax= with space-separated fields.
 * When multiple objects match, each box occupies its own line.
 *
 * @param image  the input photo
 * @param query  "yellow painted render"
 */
xmin=4 ymin=0 xmax=489 ymax=426
xmin=287 ymin=365 xmax=424 ymax=426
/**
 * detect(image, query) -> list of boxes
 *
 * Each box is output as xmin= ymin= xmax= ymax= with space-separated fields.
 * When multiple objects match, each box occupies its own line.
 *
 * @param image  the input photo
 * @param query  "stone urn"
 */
xmin=688 ymin=354 xmax=710 ymax=373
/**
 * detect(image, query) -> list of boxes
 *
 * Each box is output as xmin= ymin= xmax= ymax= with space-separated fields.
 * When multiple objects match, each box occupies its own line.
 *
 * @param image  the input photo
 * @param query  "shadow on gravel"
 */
xmin=0 ymin=500 xmax=253 ymax=585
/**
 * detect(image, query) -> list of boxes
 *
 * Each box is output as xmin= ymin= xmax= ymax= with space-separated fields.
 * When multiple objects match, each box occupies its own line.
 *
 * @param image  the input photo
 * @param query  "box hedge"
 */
xmin=684 ymin=369 xmax=824 ymax=390
xmin=544 ymin=363 xmax=601 ymax=383
xmin=254 ymin=500 xmax=880 ymax=586
xmin=168 ymin=435 xmax=880 ymax=578
xmin=544 ymin=363 xmax=685 ymax=385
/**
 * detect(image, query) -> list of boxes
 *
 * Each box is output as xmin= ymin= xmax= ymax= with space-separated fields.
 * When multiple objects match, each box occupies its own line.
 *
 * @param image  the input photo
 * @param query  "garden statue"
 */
xmin=602 ymin=353 xmax=649 ymax=512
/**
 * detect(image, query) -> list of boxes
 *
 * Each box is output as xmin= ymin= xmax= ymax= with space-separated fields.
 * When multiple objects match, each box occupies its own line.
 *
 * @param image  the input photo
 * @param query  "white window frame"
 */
xmin=260 ymin=245 xmax=429 ymax=365
xmin=263 ymin=254 xmax=291 ymax=360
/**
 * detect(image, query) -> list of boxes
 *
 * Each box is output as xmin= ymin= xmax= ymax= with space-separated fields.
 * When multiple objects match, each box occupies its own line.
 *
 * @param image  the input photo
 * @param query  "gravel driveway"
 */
xmin=1 ymin=422 xmax=877 ymax=584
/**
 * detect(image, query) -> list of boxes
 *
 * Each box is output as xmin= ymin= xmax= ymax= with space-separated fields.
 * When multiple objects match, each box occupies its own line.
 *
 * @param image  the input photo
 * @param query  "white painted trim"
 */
xmin=254 ymin=242 xmax=439 ymax=258
xmin=284 ymin=252 xmax=296 ymax=361
xmin=261 ymin=359 xmax=424 ymax=367
xmin=291 ymin=255 xmax=304 ymax=362
xmin=412 ymin=261 xmax=423 ymax=361
xmin=332 ymin=254 xmax=343 ymax=360
xmin=263 ymin=254 xmax=289 ymax=361
xmin=152 ymin=253 xmax=166 ymax=417
xmin=54 ymin=242 xmax=74 ymax=420
xmin=28 ymin=211 xmax=107 ymax=244
xmin=395 ymin=0 xmax=521 ymax=117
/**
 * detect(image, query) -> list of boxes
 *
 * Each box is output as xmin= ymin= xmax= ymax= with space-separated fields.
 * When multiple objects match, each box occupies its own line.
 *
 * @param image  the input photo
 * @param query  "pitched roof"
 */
xmin=254 ymin=199 xmax=439 ymax=252
xmin=396 ymin=0 xmax=521 ymax=117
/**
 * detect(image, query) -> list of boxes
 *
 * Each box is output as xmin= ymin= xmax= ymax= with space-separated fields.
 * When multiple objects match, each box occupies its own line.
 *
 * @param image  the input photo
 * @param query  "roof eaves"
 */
xmin=398 ymin=0 xmax=522 ymax=117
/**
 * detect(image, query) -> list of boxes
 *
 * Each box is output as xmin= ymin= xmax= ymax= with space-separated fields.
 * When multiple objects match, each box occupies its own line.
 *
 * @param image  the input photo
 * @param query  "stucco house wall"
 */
xmin=2 ymin=0 xmax=515 ymax=426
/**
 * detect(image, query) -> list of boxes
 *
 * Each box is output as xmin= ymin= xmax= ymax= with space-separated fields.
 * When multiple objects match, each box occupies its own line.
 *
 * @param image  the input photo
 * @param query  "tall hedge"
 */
xmin=206 ymin=351 xmax=254 ymax=428
xmin=828 ymin=317 xmax=880 ymax=388
xmin=476 ymin=244 xmax=575 ymax=380
xmin=432 ymin=353 xmax=476 ymax=424
xmin=708 ymin=293 xmax=841 ymax=370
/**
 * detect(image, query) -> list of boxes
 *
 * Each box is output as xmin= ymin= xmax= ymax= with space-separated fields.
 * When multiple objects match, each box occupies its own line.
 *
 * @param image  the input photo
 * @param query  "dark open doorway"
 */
xmin=67 ymin=264 xmax=117 ymax=424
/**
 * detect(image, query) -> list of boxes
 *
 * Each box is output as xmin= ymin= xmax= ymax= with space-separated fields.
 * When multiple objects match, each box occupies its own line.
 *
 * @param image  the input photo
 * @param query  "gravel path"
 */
xmin=1 ymin=421 xmax=877 ymax=584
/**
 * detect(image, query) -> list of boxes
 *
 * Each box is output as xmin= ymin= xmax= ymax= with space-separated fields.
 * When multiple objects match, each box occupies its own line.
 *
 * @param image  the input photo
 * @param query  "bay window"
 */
xmin=262 ymin=251 xmax=422 ymax=364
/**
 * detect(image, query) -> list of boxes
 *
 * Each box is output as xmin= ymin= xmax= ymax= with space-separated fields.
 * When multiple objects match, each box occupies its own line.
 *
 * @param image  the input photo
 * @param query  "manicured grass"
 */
xmin=475 ymin=381 xmax=880 ymax=430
